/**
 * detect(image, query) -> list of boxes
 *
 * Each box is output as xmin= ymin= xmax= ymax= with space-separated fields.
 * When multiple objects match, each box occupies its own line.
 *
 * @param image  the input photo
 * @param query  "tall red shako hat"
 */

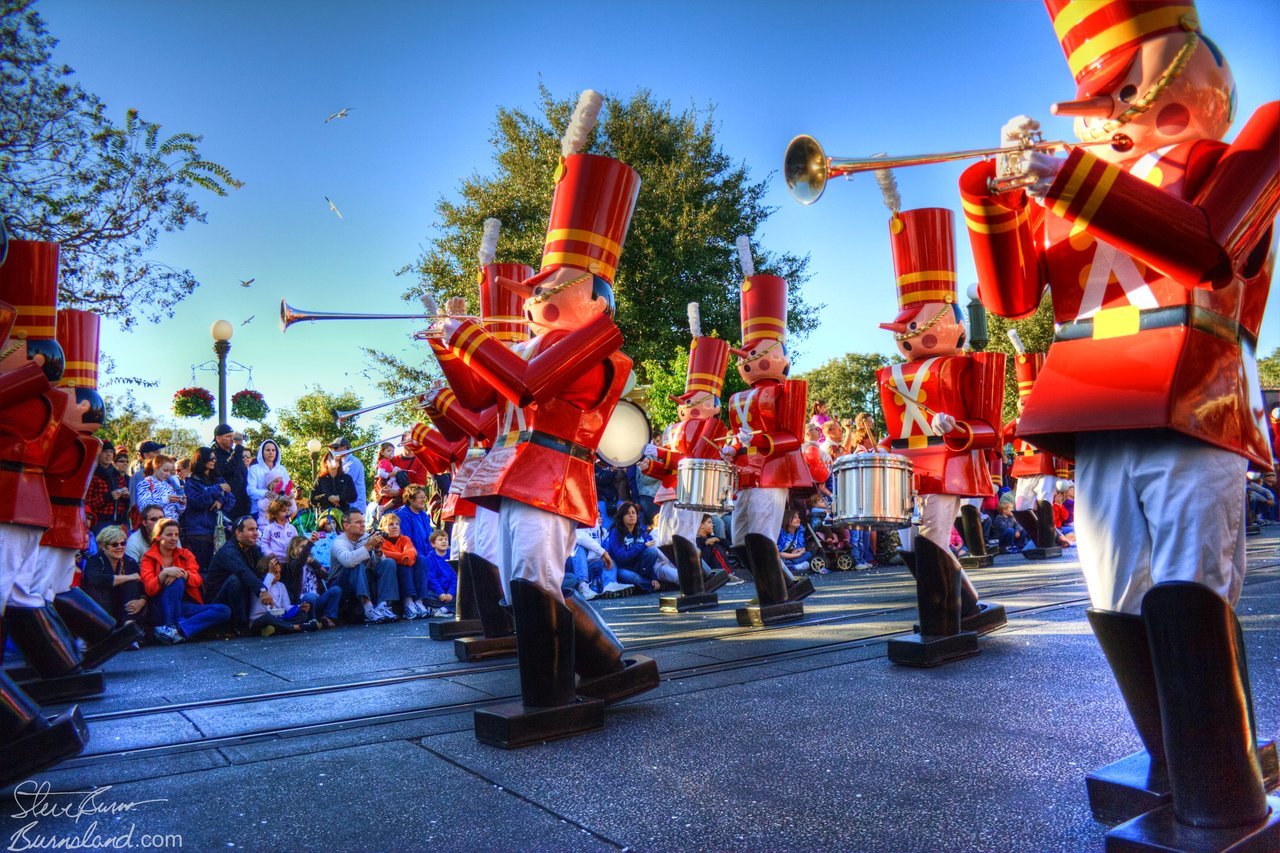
xmin=730 ymin=236 xmax=788 ymax=358
xmin=1044 ymin=0 xmax=1202 ymax=98
xmin=1006 ymin=329 xmax=1043 ymax=400
xmin=500 ymin=91 xmax=641 ymax=298
xmin=55 ymin=309 xmax=100 ymax=390
xmin=476 ymin=218 xmax=532 ymax=344
xmin=0 ymin=239 xmax=60 ymax=345
xmin=878 ymin=208 xmax=957 ymax=332
xmin=673 ymin=302 xmax=730 ymax=403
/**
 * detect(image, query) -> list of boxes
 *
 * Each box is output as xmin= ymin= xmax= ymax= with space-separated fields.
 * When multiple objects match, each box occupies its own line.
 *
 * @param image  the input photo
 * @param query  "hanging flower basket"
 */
xmin=231 ymin=389 xmax=269 ymax=421
xmin=173 ymin=387 xmax=215 ymax=419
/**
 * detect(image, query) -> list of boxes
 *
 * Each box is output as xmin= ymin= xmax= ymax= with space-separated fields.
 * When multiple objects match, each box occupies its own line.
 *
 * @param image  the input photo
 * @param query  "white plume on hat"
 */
xmin=478 ymin=218 xmax=501 ymax=267
xmin=561 ymin=89 xmax=603 ymax=158
xmin=1006 ymin=328 xmax=1026 ymax=355
xmin=687 ymin=302 xmax=701 ymax=338
xmin=874 ymin=166 xmax=901 ymax=216
xmin=735 ymin=235 xmax=755 ymax=278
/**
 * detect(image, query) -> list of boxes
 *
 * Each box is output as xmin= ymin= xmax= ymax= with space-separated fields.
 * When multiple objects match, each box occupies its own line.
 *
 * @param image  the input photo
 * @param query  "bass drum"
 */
xmin=597 ymin=399 xmax=651 ymax=467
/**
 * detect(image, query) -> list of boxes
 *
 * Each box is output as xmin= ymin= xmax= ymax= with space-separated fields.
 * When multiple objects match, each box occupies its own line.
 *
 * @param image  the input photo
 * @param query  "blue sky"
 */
xmin=37 ymin=0 xmax=1280 ymax=438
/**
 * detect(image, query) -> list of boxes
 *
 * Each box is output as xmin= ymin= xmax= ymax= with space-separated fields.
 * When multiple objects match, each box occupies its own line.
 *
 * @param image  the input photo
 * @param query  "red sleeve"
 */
xmin=140 ymin=553 xmax=161 ymax=597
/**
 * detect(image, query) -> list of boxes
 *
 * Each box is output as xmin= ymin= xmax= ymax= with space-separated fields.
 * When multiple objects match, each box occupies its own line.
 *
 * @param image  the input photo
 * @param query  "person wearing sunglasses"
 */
xmin=80 ymin=526 xmax=147 ymax=630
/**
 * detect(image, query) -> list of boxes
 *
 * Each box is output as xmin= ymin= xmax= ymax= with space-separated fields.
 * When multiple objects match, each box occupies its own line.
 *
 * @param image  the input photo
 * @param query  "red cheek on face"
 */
xmin=921 ymin=334 xmax=937 ymax=349
xmin=1156 ymin=103 xmax=1190 ymax=135
xmin=757 ymin=358 xmax=771 ymax=372
xmin=540 ymin=304 xmax=560 ymax=323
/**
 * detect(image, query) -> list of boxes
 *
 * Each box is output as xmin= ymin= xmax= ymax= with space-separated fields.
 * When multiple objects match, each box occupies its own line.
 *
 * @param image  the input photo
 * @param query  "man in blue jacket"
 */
xmin=206 ymin=516 xmax=271 ymax=634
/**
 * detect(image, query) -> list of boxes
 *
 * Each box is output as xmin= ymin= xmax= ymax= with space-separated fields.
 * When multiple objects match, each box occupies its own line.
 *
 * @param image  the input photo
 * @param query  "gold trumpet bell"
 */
xmin=784 ymin=135 xmax=832 ymax=206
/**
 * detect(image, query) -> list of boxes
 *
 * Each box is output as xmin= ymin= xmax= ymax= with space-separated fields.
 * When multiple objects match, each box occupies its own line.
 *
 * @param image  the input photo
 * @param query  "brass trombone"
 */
xmin=279 ymin=300 xmax=480 ymax=333
xmin=782 ymin=133 xmax=1132 ymax=205
xmin=332 ymin=433 xmax=410 ymax=458
xmin=333 ymin=391 xmax=435 ymax=424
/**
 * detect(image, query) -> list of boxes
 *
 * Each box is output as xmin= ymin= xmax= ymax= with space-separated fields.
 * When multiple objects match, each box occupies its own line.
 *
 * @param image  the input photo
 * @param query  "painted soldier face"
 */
xmin=684 ymin=393 xmax=720 ymax=421
xmin=1071 ymin=33 xmax=1234 ymax=166
xmin=736 ymin=339 xmax=790 ymax=386
xmin=892 ymin=303 xmax=966 ymax=361
xmin=56 ymin=388 xmax=98 ymax=436
xmin=523 ymin=268 xmax=606 ymax=335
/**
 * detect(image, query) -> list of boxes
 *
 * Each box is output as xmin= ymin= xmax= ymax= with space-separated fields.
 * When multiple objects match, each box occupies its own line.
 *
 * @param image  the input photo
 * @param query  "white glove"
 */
xmin=419 ymin=292 xmax=439 ymax=316
xmin=445 ymin=296 xmax=468 ymax=316
xmin=441 ymin=316 xmax=465 ymax=340
xmin=930 ymin=412 xmax=957 ymax=436
xmin=1000 ymin=115 xmax=1040 ymax=148
xmin=720 ymin=442 xmax=738 ymax=461
xmin=737 ymin=427 xmax=753 ymax=447
xmin=1022 ymin=151 xmax=1065 ymax=203
xmin=642 ymin=442 xmax=658 ymax=460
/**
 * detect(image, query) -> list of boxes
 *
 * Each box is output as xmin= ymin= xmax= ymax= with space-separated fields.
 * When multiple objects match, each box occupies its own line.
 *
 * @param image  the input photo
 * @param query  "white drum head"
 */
xmin=597 ymin=399 xmax=651 ymax=467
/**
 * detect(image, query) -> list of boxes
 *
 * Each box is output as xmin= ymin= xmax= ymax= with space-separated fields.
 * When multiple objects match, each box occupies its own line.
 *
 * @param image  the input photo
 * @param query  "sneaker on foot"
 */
xmin=301 ymin=620 xmax=320 ymax=632
xmin=375 ymin=603 xmax=399 ymax=622
xmin=259 ymin=625 xmax=276 ymax=637
xmin=155 ymin=625 xmax=185 ymax=644
xmin=435 ymin=607 xmax=454 ymax=617
xmin=576 ymin=581 xmax=597 ymax=601
xmin=724 ymin=574 xmax=747 ymax=586
xmin=855 ymin=562 xmax=872 ymax=570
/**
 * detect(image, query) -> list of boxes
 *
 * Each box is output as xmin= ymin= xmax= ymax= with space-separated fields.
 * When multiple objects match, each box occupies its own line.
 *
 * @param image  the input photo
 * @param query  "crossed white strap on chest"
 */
xmin=889 ymin=358 xmax=938 ymax=440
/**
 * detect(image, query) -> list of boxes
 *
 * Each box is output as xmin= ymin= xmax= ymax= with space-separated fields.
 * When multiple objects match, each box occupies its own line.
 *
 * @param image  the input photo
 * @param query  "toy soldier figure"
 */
xmin=1003 ymin=331 xmax=1062 ymax=560
xmin=642 ymin=302 xmax=731 ymax=612
xmin=963 ymin=0 xmax=1279 ymax=844
xmin=874 ymin=208 xmax=1008 ymax=667
xmin=435 ymin=91 xmax=658 ymax=747
xmin=722 ymin=236 xmax=814 ymax=627
xmin=0 ymin=240 xmax=89 ymax=784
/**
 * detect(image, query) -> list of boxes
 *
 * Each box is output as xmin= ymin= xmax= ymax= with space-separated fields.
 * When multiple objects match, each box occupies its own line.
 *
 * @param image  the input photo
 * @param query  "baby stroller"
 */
xmin=807 ymin=519 xmax=855 ymax=572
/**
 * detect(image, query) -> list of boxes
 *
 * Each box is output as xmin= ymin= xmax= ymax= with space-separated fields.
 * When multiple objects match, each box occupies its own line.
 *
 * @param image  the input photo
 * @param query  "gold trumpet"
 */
xmin=279 ymin=300 xmax=480 ymax=333
xmin=334 ymin=390 xmax=438 ymax=424
xmin=783 ymin=133 xmax=1133 ymax=205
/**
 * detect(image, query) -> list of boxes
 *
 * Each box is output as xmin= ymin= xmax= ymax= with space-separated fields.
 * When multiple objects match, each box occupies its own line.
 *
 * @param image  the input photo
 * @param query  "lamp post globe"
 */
xmin=211 ymin=320 xmax=234 ymax=424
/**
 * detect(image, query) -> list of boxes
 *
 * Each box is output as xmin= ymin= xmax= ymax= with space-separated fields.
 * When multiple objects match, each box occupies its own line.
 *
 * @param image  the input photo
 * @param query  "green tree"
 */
xmin=1258 ymin=346 xmax=1280 ymax=389
xmin=983 ymin=293 xmax=1057 ymax=421
xmin=273 ymin=388 xmax=378 ymax=491
xmin=796 ymin=352 xmax=899 ymax=436
xmin=0 ymin=1 xmax=242 ymax=328
xmin=101 ymin=391 xmax=200 ymax=461
xmin=370 ymin=84 xmax=819 ymax=388
xmin=641 ymin=342 xmax=747 ymax=432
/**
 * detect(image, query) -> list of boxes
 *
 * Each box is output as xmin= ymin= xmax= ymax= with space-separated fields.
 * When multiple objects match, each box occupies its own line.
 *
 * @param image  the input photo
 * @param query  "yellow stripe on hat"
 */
xmin=540 ymin=252 xmax=617 ymax=282
xmin=899 ymin=289 xmax=957 ymax=306
xmin=14 ymin=305 xmax=56 ymax=316
xmin=961 ymin=198 xmax=1016 ymax=218
xmin=1052 ymin=0 xmax=1119 ymax=41
xmin=544 ymin=228 xmax=623 ymax=258
xmin=744 ymin=317 xmax=785 ymax=329
xmin=688 ymin=372 xmax=724 ymax=383
xmin=896 ymin=270 xmax=957 ymax=286
xmin=965 ymin=214 xmax=1022 ymax=235
xmin=1066 ymin=5 xmax=1194 ymax=77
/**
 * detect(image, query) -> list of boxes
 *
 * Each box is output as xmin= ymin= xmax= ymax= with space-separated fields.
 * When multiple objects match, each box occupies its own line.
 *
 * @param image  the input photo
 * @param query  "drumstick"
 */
xmin=879 ymin=383 xmax=939 ymax=418
xmin=700 ymin=429 xmax=763 ymax=448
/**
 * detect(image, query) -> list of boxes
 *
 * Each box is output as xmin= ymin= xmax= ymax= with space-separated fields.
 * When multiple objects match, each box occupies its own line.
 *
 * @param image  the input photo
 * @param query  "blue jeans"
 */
xmin=302 ymin=588 xmax=342 ymax=620
xmin=850 ymin=529 xmax=874 ymax=564
xmin=565 ymin=545 xmax=607 ymax=591
xmin=782 ymin=550 xmax=815 ymax=571
xmin=614 ymin=547 xmax=664 ymax=589
xmin=334 ymin=557 xmax=399 ymax=605
xmin=152 ymin=579 xmax=231 ymax=639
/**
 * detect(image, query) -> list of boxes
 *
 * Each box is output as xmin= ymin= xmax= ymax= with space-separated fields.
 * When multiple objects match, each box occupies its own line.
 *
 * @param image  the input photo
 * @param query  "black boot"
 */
xmin=473 ymin=579 xmax=603 ymax=748
xmin=564 ymin=589 xmax=659 ymax=704
xmin=958 ymin=568 xmax=1007 ymax=635
xmin=53 ymin=589 xmax=144 ymax=670
xmin=659 ymin=535 xmax=721 ymax=613
xmin=1022 ymin=501 xmax=1063 ymax=559
xmin=1107 ymin=582 xmax=1280 ymax=849
xmin=887 ymin=537 xmax=978 ymax=667
xmin=0 ymin=670 xmax=89 ymax=788
xmin=5 ymin=605 xmax=84 ymax=679
xmin=453 ymin=555 xmax=517 ymax=661
xmin=1085 ymin=609 xmax=1171 ymax=824
xmin=430 ymin=552 xmax=483 ymax=640
xmin=958 ymin=504 xmax=993 ymax=569
xmin=735 ymin=533 xmax=805 ymax=626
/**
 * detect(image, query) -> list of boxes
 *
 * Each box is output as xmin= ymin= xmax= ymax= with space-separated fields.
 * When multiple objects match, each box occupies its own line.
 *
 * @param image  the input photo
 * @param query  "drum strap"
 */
xmin=506 ymin=430 xmax=594 ymax=463
xmin=890 ymin=436 xmax=944 ymax=450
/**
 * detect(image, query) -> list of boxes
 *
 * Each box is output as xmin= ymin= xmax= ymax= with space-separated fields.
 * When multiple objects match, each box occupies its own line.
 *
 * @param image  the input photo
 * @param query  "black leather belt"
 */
xmin=0 ymin=461 xmax=24 ymax=472
xmin=511 ymin=430 xmax=594 ymax=463
xmin=891 ymin=436 xmax=944 ymax=450
xmin=50 ymin=497 xmax=84 ymax=506
xmin=1054 ymin=305 xmax=1255 ymax=348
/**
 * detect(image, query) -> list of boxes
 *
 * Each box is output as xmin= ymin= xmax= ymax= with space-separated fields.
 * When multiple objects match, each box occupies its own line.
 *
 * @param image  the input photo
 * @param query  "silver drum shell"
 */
xmin=675 ymin=458 xmax=737 ymax=513
xmin=831 ymin=452 xmax=914 ymax=529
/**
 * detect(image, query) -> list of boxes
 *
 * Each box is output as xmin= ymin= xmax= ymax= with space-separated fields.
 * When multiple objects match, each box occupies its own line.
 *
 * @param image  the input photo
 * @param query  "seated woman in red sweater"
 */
xmin=139 ymin=518 xmax=231 ymax=644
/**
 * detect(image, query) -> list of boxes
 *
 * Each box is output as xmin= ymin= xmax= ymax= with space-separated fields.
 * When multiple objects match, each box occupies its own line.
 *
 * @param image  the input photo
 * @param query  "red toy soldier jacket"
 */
xmin=413 ymin=389 xmax=500 ymax=522
xmin=726 ymin=379 xmax=809 ymax=490
xmin=39 ymin=427 xmax=100 ymax=549
xmin=0 ymin=363 xmax=69 ymax=529
xmin=1003 ymin=420 xmax=1058 ymax=478
xmin=961 ymin=102 xmax=1280 ymax=466
xmin=643 ymin=416 xmax=731 ymax=488
xmin=877 ymin=353 xmax=1005 ymax=497
xmin=443 ymin=312 xmax=631 ymax=526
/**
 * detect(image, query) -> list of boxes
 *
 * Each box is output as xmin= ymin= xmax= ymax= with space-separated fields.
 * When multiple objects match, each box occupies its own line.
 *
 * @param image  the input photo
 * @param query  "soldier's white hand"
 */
xmin=737 ymin=427 xmax=753 ymax=447
xmin=445 ymin=296 xmax=468 ymax=316
xmin=642 ymin=442 xmax=658 ymax=460
xmin=1000 ymin=115 xmax=1040 ymax=148
xmin=1023 ymin=151 xmax=1065 ymax=203
xmin=930 ymin=412 xmax=957 ymax=436
xmin=442 ymin=317 xmax=464 ymax=340
xmin=720 ymin=442 xmax=738 ymax=461
xmin=419 ymin=293 xmax=439 ymax=316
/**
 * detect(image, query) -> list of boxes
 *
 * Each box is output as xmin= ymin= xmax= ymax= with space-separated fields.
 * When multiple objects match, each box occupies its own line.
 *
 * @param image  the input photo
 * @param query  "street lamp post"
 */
xmin=307 ymin=438 xmax=322 ymax=481
xmin=211 ymin=320 xmax=234 ymax=424
xmin=965 ymin=284 xmax=989 ymax=353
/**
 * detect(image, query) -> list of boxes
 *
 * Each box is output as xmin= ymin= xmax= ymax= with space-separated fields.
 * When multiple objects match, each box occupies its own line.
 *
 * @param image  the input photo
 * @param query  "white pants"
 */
xmin=0 ymin=523 xmax=44 ymax=612
xmin=916 ymin=493 xmax=960 ymax=553
xmin=653 ymin=501 xmax=703 ymax=547
xmin=496 ymin=498 xmax=576 ymax=603
xmin=473 ymin=506 xmax=500 ymax=565
xmin=731 ymin=487 xmax=787 ymax=549
xmin=1075 ymin=431 xmax=1246 ymax=615
xmin=452 ymin=515 xmax=475 ymax=557
xmin=1014 ymin=474 xmax=1057 ymax=511
xmin=42 ymin=546 xmax=78 ymax=600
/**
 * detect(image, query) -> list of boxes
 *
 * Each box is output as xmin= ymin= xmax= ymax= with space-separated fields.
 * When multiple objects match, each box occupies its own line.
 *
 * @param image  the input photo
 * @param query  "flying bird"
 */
xmin=239 ymin=278 xmax=255 ymax=288
xmin=324 ymin=108 xmax=353 ymax=123
xmin=325 ymin=196 xmax=343 ymax=220
xmin=241 ymin=315 xmax=255 ymax=326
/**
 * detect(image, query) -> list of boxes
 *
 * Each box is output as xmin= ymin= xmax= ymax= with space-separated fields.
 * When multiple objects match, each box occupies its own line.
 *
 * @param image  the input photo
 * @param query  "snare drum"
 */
xmin=675 ymin=458 xmax=737 ymax=512
xmin=831 ymin=452 xmax=914 ymax=529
